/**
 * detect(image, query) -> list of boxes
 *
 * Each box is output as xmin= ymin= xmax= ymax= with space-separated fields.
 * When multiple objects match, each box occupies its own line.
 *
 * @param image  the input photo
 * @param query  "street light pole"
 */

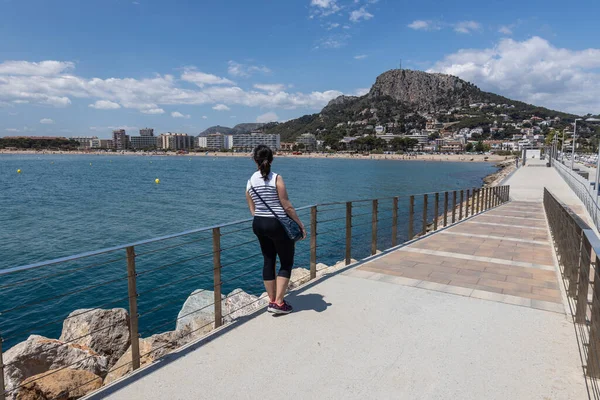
xmin=561 ymin=129 xmax=565 ymax=163
xmin=571 ymin=119 xmax=578 ymax=170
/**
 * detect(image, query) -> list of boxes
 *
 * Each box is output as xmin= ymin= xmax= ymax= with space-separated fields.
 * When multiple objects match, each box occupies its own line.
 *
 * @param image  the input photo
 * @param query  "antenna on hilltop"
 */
xmin=399 ymin=59 xmax=402 ymax=70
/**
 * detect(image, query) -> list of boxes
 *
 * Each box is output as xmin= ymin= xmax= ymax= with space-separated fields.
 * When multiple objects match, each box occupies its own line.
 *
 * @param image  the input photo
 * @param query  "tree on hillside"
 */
xmin=465 ymin=142 xmax=474 ymax=152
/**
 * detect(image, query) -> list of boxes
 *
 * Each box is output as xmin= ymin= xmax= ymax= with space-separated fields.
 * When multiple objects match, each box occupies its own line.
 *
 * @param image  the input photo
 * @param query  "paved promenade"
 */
xmin=92 ymin=163 xmax=588 ymax=400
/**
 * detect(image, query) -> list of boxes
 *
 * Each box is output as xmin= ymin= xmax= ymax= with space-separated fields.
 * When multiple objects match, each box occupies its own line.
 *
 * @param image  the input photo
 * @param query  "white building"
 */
xmin=70 ymin=136 xmax=97 ymax=149
xmin=233 ymin=132 xmax=280 ymax=150
xmin=157 ymin=133 xmax=194 ymax=150
xmin=295 ymin=133 xmax=317 ymax=151
xmin=90 ymin=139 xmax=113 ymax=149
xmin=195 ymin=136 xmax=208 ymax=149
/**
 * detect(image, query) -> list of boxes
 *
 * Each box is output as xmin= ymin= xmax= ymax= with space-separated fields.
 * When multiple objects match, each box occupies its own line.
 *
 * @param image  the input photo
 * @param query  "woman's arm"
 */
xmin=276 ymin=175 xmax=306 ymax=239
xmin=246 ymin=190 xmax=255 ymax=216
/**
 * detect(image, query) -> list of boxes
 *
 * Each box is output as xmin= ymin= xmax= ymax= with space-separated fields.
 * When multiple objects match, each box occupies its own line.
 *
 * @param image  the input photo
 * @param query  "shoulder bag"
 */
xmin=250 ymin=186 xmax=303 ymax=242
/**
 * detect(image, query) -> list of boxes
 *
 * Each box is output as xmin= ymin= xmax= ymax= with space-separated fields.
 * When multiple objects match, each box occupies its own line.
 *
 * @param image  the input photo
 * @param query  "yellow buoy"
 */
xmin=17 ymin=169 xmax=21 ymax=174
xmin=155 ymin=178 xmax=160 ymax=184
xmin=90 ymin=163 xmax=92 ymax=166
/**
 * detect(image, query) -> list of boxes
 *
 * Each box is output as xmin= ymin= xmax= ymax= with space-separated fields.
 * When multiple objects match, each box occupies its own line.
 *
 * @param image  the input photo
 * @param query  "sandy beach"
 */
xmin=0 ymin=149 xmax=512 ymax=163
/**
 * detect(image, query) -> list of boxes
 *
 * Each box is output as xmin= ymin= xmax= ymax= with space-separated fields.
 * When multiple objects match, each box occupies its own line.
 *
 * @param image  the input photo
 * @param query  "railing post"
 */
xmin=465 ymin=189 xmax=470 ymax=218
xmin=507 ymin=186 xmax=510 ymax=201
xmin=452 ymin=191 xmax=456 ymax=223
xmin=409 ymin=196 xmax=415 ymax=239
xmin=434 ymin=193 xmax=439 ymax=231
xmin=443 ymin=192 xmax=448 ymax=227
xmin=310 ymin=206 xmax=317 ymax=280
xmin=422 ymin=194 xmax=428 ymax=236
xmin=485 ymin=187 xmax=489 ymax=210
xmin=371 ymin=200 xmax=378 ymax=255
xmin=476 ymin=188 xmax=481 ymax=213
xmin=212 ymin=227 xmax=222 ymax=329
xmin=126 ymin=246 xmax=141 ymax=371
xmin=392 ymin=197 xmax=398 ymax=247
xmin=587 ymin=257 xmax=600 ymax=378
xmin=471 ymin=187 xmax=476 ymax=215
xmin=459 ymin=190 xmax=464 ymax=221
xmin=575 ymin=238 xmax=592 ymax=323
xmin=345 ymin=202 xmax=352 ymax=265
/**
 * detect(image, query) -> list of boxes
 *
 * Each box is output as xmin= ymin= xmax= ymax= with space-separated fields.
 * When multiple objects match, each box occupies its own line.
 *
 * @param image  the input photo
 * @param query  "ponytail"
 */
xmin=259 ymin=159 xmax=271 ymax=179
xmin=253 ymin=144 xmax=274 ymax=180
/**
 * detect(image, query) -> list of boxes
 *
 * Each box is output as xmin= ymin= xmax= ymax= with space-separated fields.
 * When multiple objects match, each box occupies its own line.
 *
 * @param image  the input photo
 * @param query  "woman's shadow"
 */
xmin=275 ymin=292 xmax=332 ymax=314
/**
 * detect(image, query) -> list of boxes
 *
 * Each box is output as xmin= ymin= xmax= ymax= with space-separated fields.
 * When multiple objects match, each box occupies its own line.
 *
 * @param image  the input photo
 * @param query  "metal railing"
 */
xmin=0 ymin=184 xmax=510 ymax=399
xmin=544 ymin=188 xmax=600 ymax=399
xmin=554 ymin=159 xmax=600 ymax=232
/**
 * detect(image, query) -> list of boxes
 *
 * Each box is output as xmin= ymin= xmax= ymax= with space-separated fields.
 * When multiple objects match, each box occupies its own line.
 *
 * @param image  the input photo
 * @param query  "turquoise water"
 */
xmin=0 ymin=154 xmax=496 ymax=348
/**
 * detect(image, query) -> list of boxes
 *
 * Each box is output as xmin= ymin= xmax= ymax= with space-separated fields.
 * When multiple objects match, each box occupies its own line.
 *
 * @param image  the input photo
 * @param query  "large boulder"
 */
xmin=17 ymin=369 xmax=102 ymax=400
xmin=175 ymin=289 xmax=222 ymax=332
xmin=3 ymin=335 xmax=108 ymax=398
xmin=288 ymin=268 xmax=311 ymax=289
xmin=59 ymin=308 xmax=130 ymax=368
xmin=104 ymin=330 xmax=193 ymax=385
xmin=223 ymin=289 xmax=268 ymax=322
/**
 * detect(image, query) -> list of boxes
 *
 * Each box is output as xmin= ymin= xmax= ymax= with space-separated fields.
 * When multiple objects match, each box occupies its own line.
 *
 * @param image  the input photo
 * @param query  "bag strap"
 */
xmin=250 ymin=185 xmax=280 ymax=220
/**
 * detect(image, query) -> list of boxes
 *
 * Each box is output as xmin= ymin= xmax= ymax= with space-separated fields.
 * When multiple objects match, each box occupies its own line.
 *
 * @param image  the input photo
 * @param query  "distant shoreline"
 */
xmin=0 ymin=150 xmax=512 ymax=163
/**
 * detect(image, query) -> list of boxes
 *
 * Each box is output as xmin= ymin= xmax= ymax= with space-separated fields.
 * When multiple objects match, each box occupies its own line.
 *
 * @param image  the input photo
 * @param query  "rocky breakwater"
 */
xmin=3 ymin=263 xmax=355 ymax=399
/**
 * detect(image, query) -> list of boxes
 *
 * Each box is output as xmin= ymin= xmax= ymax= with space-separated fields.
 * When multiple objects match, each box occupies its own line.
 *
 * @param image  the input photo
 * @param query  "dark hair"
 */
xmin=253 ymin=145 xmax=273 ymax=180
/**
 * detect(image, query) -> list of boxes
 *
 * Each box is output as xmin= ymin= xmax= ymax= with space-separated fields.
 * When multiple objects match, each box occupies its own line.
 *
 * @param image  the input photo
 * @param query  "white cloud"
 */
xmin=230 ymin=116 xmax=237 ymax=119
xmin=40 ymin=118 xmax=54 ymax=124
xmin=171 ymin=111 xmax=190 ymax=118
xmin=326 ymin=22 xmax=340 ymax=30
xmin=212 ymin=104 xmax=230 ymax=111
xmin=5 ymin=128 xmax=20 ymax=132
xmin=140 ymin=108 xmax=164 ymax=114
xmin=310 ymin=0 xmax=341 ymax=18
xmin=202 ymin=115 xmax=208 ymax=119
xmin=428 ymin=36 xmax=600 ymax=114
xmin=316 ymin=34 xmax=350 ymax=49
xmin=407 ymin=20 xmax=440 ymax=31
xmin=227 ymin=61 xmax=271 ymax=78
xmin=253 ymin=83 xmax=286 ymax=92
xmin=498 ymin=25 xmax=513 ymax=35
xmin=354 ymin=54 xmax=367 ymax=60
xmin=181 ymin=68 xmax=234 ymax=87
xmin=89 ymin=100 xmax=121 ymax=109
xmin=0 ymin=61 xmax=74 ymax=76
xmin=0 ymin=60 xmax=343 ymax=113
xmin=353 ymin=87 xmax=369 ymax=96
xmin=454 ymin=21 xmax=481 ymax=34
xmin=349 ymin=6 xmax=373 ymax=22
xmin=256 ymin=111 xmax=279 ymax=123
xmin=89 ymin=125 xmax=138 ymax=132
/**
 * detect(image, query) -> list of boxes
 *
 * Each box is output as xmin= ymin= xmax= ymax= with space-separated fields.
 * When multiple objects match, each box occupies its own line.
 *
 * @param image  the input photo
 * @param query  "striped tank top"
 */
xmin=246 ymin=171 xmax=287 ymax=218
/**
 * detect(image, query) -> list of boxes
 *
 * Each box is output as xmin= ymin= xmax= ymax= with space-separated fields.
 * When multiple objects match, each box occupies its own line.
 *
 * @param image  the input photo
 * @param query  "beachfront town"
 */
xmin=2 ymin=106 xmax=600 ymax=154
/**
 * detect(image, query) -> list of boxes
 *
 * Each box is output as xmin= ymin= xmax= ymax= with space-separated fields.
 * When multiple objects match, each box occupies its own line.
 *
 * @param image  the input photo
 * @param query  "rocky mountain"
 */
xmin=262 ymin=69 xmax=577 ymax=142
xmin=199 ymin=123 xmax=264 ymax=136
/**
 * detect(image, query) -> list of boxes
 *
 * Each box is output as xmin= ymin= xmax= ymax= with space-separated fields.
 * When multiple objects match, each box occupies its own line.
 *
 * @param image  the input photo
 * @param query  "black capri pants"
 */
xmin=252 ymin=216 xmax=295 ymax=280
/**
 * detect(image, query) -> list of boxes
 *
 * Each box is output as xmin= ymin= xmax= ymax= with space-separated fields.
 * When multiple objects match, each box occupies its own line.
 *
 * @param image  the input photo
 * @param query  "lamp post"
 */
xmin=561 ymin=130 xmax=566 ymax=163
xmin=571 ymin=118 xmax=582 ymax=170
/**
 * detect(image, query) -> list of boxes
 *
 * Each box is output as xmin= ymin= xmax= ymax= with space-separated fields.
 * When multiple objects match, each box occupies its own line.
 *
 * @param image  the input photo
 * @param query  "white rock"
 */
xmin=223 ymin=289 xmax=268 ymax=322
xmin=175 ymin=289 xmax=222 ymax=332
xmin=288 ymin=268 xmax=311 ymax=289
xmin=59 ymin=308 xmax=130 ymax=369
xmin=3 ymin=335 xmax=108 ymax=398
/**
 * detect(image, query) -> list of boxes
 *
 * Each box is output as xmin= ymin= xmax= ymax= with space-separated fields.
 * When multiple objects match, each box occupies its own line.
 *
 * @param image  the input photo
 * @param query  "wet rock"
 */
xmin=59 ymin=308 xmax=130 ymax=368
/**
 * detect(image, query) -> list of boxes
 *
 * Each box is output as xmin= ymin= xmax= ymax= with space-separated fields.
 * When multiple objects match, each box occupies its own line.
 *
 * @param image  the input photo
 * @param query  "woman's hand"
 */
xmin=300 ymin=224 xmax=307 ymax=240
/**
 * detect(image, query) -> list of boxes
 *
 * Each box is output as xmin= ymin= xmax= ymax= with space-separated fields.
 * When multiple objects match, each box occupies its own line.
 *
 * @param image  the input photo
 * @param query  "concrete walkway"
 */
xmin=91 ymin=164 xmax=588 ymax=400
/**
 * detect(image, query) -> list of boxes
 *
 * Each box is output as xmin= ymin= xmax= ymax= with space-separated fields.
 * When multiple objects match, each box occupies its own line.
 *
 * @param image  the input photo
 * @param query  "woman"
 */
xmin=246 ymin=145 xmax=306 ymax=315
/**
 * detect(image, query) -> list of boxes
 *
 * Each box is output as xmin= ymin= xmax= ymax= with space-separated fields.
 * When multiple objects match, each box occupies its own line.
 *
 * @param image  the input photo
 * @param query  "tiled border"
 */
xmin=398 ymin=247 xmax=556 ymax=271
xmin=344 ymin=269 xmax=564 ymax=313
xmin=439 ymin=231 xmax=549 ymax=245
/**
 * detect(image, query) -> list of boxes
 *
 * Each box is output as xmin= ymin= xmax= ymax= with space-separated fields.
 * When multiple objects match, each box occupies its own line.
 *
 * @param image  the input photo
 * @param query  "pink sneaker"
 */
xmin=268 ymin=300 xmax=293 ymax=314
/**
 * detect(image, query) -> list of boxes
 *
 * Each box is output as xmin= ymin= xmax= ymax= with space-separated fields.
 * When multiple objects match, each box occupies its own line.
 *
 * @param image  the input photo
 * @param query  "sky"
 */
xmin=1 ymin=0 xmax=599 ymax=138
